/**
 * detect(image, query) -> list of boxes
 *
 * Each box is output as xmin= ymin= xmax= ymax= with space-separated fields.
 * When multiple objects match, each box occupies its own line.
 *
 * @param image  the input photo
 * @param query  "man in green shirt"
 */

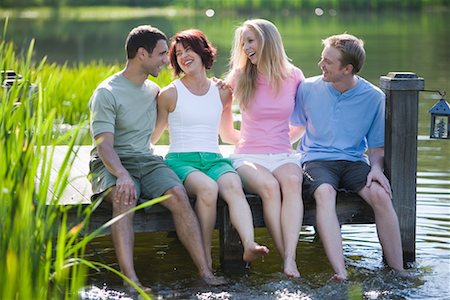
xmin=89 ymin=25 xmax=226 ymax=292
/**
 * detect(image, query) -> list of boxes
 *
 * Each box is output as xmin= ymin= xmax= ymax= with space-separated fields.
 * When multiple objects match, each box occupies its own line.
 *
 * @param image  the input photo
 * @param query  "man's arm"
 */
xmin=367 ymin=146 xmax=392 ymax=198
xmin=289 ymin=125 xmax=305 ymax=144
xmin=96 ymin=132 xmax=137 ymax=205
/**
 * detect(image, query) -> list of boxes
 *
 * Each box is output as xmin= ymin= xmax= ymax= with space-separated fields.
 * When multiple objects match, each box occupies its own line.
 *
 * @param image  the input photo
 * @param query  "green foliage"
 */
xmin=0 ymin=21 xmax=165 ymax=299
xmin=36 ymin=61 xmax=120 ymax=125
xmin=0 ymin=31 xmax=87 ymax=298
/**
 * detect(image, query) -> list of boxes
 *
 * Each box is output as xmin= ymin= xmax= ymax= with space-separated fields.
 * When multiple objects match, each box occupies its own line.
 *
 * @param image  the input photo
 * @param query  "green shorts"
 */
xmin=165 ymin=152 xmax=236 ymax=182
xmin=89 ymin=154 xmax=183 ymax=202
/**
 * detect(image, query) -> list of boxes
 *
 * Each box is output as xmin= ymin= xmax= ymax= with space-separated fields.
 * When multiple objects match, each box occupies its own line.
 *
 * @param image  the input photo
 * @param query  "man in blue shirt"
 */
xmin=291 ymin=34 xmax=405 ymax=280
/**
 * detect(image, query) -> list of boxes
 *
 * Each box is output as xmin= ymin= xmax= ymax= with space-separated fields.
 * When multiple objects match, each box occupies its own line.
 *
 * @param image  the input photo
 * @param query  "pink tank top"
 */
xmin=234 ymin=67 xmax=304 ymax=154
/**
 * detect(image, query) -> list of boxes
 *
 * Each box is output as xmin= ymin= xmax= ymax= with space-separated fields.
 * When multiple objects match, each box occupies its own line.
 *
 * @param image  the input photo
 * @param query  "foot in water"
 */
xmin=330 ymin=273 xmax=348 ymax=281
xmin=390 ymin=268 xmax=416 ymax=279
xmin=124 ymin=281 xmax=153 ymax=295
xmin=202 ymin=274 xmax=227 ymax=286
xmin=283 ymin=258 xmax=300 ymax=278
xmin=243 ymin=243 xmax=270 ymax=262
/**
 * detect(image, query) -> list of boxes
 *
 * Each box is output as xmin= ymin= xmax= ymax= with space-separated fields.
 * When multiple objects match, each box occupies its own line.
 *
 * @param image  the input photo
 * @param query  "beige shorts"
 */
xmin=229 ymin=152 xmax=301 ymax=172
xmin=89 ymin=154 xmax=183 ymax=202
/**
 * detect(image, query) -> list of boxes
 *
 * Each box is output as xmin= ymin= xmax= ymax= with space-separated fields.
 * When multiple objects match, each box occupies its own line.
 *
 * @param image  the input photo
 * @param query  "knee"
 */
xmin=109 ymin=187 xmax=137 ymax=210
xmin=279 ymin=173 xmax=303 ymax=192
xmin=220 ymin=175 xmax=243 ymax=194
xmin=196 ymin=181 xmax=219 ymax=206
xmin=165 ymin=185 xmax=191 ymax=208
xmin=258 ymin=177 xmax=280 ymax=199
xmin=368 ymin=185 xmax=392 ymax=209
xmin=314 ymin=184 xmax=336 ymax=207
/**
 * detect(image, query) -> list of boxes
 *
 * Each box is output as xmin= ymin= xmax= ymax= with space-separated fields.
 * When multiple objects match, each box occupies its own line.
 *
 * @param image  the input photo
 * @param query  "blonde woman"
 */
xmin=222 ymin=19 xmax=305 ymax=277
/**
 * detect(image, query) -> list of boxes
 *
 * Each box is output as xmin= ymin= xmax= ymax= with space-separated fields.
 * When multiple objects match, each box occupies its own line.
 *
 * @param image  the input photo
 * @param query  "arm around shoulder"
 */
xmin=289 ymin=125 xmax=306 ymax=144
xmin=219 ymin=87 xmax=240 ymax=145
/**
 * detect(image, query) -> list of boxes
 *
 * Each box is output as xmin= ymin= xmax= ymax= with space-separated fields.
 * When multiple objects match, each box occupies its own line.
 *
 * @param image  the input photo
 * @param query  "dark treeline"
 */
xmin=1 ymin=0 xmax=449 ymax=10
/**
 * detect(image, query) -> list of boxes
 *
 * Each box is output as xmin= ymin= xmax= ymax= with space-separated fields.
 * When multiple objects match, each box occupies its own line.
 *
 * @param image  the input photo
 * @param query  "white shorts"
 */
xmin=229 ymin=152 xmax=301 ymax=173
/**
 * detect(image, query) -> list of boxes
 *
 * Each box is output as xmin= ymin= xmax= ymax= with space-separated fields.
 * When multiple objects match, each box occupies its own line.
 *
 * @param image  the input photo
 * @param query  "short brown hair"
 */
xmin=169 ymin=29 xmax=217 ymax=76
xmin=125 ymin=25 xmax=167 ymax=59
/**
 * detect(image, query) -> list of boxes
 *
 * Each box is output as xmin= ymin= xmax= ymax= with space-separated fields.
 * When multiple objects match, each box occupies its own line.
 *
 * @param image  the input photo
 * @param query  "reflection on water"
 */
xmin=81 ymin=222 xmax=441 ymax=299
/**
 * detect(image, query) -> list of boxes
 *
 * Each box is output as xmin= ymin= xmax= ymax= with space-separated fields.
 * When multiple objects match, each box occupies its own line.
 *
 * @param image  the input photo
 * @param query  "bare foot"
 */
xmin=124 ymin=281 xmax=153 ymax=294
xmin=391 ymin=269 xmax=414 ymax=279
xmin=330 ymin=273 xmax=347 ymax=281
xmin=202 ymin=274 xmax=227 ymax=286
xmin=283 ymin=258 xmax=300 ymax=278
xmin=243 ymin=243 xmax=269 ymax=262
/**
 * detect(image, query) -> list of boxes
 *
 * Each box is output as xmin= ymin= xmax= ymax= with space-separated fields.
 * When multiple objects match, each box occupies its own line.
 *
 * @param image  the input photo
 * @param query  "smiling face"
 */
xmin=143 ymin=39 xmax=169 ymax=77
xmin=318 ymin=45 xmax=348 ymax=83
xmin=242 ymin=27 xmax=260 ymax=65
xmin=174 ymin=42 xmax=203 ymax=74
xmin=168 ymin=29 xmax=216 ymax=77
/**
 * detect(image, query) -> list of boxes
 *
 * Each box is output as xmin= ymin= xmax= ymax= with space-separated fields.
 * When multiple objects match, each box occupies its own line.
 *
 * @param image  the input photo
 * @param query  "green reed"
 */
xmin=0 ymin=33 xmax=82 ymax=298
xmin=0 ymin=20 xmax=172 ymax=299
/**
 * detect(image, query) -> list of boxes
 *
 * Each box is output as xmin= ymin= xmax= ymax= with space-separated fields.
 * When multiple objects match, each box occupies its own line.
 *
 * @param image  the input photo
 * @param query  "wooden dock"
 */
xmin=51 ymin=144 xmax=373 ymax=269
xmin=48 ymin=72 xmax=424 ymax=269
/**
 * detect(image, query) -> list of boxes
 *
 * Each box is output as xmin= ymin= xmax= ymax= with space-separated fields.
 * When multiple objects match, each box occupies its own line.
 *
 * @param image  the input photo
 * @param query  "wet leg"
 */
xmin=184 ymin=172 xmax=219 ymax=270
xmin=237 ymin=165 xmax=285 ymax=256
xmin=274 ymin=163 xmax=304 ymax=278
xmin=217 ymin=172 xmax=269 ymax=262
xmin=314 ymin=184 xmax=348 ymax=280
xmin=162 ymin=186 xmax=226 ymax=286
xmin=359 ymin=183 xmax=404 ymax=272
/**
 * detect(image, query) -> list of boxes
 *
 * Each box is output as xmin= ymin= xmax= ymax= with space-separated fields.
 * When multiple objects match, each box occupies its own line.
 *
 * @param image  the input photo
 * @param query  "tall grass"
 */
xmin=0 ymin=31 xmax=86 ymax=298
xmin=0 ymin=20 xmax=171 ymax=299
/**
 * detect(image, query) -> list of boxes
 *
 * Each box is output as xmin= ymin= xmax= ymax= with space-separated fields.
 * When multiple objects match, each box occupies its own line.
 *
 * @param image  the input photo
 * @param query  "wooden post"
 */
xmin=380 ymin=72 xmax=424 ymax=266
xmin=218 ymin=202 xmax=247 ymax=272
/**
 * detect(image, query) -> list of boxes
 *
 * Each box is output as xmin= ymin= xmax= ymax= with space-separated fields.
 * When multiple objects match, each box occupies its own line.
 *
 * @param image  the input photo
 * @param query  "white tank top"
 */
xmin=168 ymin=79 xmax=223 ymax=153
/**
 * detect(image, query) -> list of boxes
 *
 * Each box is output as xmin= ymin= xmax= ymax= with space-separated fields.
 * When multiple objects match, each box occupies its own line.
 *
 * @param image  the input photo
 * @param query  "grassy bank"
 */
xmin=0 ymin=33 xmax=89 ymax=298
xmin=0 ymin=33 xmax=173 ymax=143
xmin=1 ymin=0 xmax=447 ymax=21
xmin=0 ymin=6 xmax=195 ymax=21
xmin=0 ymin=21 xmax=169 ymax=299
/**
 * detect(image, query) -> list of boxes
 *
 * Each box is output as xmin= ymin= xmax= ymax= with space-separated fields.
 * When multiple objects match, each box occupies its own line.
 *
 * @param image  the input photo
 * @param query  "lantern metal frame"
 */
xmin=427 ymin=90 xmax=450 ymax=140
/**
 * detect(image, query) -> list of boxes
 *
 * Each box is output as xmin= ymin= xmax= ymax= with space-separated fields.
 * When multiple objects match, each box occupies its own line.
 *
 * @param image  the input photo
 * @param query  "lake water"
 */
xmin=3 ymin=7 xmax=449 ymax=300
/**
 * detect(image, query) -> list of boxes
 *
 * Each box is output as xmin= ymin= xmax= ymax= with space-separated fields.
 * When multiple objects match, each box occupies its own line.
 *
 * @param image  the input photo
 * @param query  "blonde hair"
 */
xmin=226 ymin=19 xmax=293 ymax=110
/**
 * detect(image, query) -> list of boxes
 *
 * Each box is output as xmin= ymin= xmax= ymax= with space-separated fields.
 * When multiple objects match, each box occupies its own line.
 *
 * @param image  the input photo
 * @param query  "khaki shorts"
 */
xmin=89 ymin=154 xmax=183 ymax=202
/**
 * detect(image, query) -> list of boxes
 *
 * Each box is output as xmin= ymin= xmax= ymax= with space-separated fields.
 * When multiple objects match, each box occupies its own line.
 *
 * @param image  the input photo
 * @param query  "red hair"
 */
xmin=169 ymin=29 xmax=217 ymax=76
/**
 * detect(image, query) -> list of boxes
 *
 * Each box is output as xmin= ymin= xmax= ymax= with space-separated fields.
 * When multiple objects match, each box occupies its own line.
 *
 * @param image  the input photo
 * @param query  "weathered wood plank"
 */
xmin=46 ymin=146 xmax=91 ymax=204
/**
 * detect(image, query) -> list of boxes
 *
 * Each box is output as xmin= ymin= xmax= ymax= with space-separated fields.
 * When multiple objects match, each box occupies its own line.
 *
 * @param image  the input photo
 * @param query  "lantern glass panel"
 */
xmin=432 ymin=115 xmax=448 ymax=138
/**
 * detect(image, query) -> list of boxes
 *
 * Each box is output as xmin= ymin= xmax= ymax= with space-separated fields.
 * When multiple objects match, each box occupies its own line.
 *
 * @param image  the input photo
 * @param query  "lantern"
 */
xmin=429 ymin=97 xmax=450 ymax=139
